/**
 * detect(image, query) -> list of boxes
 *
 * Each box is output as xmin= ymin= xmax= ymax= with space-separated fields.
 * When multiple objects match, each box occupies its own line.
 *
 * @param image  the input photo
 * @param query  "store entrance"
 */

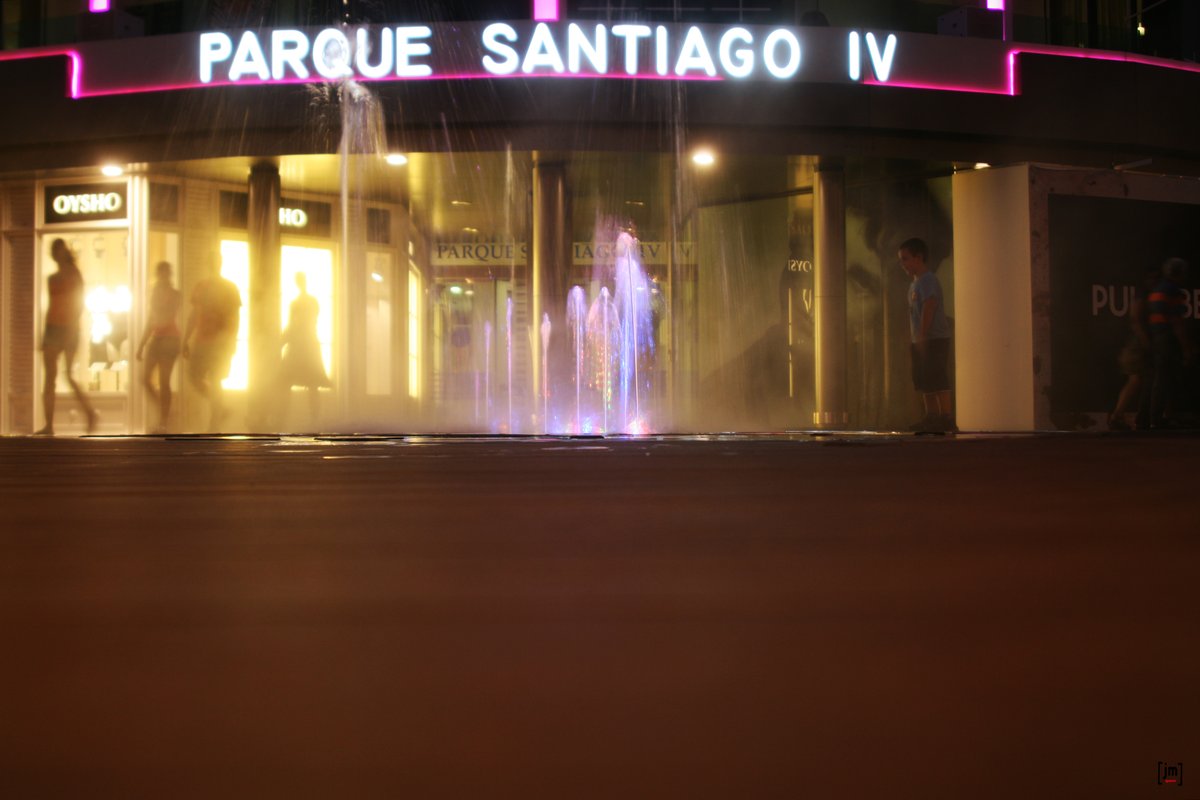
xmin=215 ymin=239 xmax=335 ymax=431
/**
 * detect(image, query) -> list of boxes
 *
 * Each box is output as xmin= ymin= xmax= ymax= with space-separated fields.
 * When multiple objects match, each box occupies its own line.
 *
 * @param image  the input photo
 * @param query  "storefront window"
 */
xmin=218 ymin=238 xmax=250 ymax=391
xmin=408 ymin=266 xmax=422 ymax=399
xmin=365 ymin=251 xmax=393 ymax=395
xmin=41 ymin=230 xmax=131 ymax=394
xmin=281 ymin=244 xmax=334 ymax=384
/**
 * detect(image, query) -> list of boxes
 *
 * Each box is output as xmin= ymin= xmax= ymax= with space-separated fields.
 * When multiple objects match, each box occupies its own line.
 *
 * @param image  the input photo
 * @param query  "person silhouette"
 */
xmin=279 ymin=272 xmax=330 ymax=428
xmin=36 ymin=238 xmax=98 ymax=435
xmin=182 ymin=251 xmax=241 ymax=431
xmin=136 ymin=260 xmax=183 ymax=433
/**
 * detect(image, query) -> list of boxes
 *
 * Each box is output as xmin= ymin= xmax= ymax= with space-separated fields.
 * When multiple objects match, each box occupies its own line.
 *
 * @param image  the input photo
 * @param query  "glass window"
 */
xmin=41 ymin=231 xmax=131 ymax=394
xmin=365 ymin=251 xmax=393 ymax=395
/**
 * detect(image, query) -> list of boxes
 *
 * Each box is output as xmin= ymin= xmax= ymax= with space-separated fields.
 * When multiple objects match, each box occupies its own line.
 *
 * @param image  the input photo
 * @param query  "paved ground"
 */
xmin=0 ymin=432 xmax=1197 ymax=799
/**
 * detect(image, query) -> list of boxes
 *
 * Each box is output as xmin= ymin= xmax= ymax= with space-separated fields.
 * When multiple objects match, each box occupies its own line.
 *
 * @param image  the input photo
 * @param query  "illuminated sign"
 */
xmin=3 ymin=20 xmax=1200 ymax=99
xmin=44 ymin=184 xmax=127 ymax=224
xmin=432 ymin=240 xmax=694 ymax=267
xmin=279 ymin=206 xmax=308 ymax=228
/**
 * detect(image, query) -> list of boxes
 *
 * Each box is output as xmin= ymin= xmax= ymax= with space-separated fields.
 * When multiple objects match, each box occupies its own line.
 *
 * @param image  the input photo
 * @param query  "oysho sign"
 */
xmin=44 ymin=184 xmax=128 ymax=224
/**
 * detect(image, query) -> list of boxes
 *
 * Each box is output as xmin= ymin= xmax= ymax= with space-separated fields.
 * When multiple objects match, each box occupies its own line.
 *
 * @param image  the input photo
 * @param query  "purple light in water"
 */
xmin=89 ymin=0 xmax=111 ymax=12
xmin=533 ymin=0 xmax=560 ymax=22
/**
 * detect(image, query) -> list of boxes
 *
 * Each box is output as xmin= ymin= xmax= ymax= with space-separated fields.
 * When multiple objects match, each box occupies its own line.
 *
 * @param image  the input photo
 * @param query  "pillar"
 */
xmin=813 ymin=157 xmax=847 ymax=428
xmin=247 ymin=162 xmax=281 ymax=429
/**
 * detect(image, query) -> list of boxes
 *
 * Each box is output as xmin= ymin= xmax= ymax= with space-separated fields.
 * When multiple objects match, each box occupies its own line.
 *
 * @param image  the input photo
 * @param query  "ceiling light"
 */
xmin=385 ymin=153 xmax=408 ymax=166
xmin=974 ymin=162 xmax=991 ymax=170
xmin=692 ymin=149 xmax=716 ymax=167
xmin=370 ymin=272 xmax=384 ymax=283
xmin=100 ymin=164 xmax=123 ymax=177
xmin=451 ymin=199 xmax=472 ymax=207
xmin=449 ymin=285 xmax=463 ymax=295
xmin=462 ymin=226 xmax=478 ymax=234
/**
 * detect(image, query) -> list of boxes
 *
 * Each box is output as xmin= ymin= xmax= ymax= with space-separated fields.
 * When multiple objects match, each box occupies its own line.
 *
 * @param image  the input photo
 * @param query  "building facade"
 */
xmin=1 ymin=1 xmax=1199 ymax=434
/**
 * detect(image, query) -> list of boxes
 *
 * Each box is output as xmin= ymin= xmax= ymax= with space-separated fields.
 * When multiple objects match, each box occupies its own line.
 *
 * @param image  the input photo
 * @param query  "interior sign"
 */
xmin=279 ymin=206 xmax=308 ymax=228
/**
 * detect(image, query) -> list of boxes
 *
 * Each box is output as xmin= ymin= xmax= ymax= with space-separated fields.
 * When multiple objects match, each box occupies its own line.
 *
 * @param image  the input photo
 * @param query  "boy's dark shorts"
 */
xmin=911 ymin=337 xmax=951 ymax=393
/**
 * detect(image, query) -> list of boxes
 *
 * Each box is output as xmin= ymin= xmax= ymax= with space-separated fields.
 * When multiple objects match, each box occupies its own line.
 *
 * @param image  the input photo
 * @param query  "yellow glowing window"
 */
xmin=408 ymin=267 xmax=421 ymax=399
xmin=217 ymin=241 xmax=334 ymax=392
xmin=281 ymin=245 xmax=334 ymax=385
xmin=218 ymin=239 xmax=250 ymax=391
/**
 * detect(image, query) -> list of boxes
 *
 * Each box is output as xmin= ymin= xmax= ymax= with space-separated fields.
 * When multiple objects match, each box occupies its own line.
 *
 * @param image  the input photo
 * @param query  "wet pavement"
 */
xmin=1 ymin=432 xmax=1197 ymax=798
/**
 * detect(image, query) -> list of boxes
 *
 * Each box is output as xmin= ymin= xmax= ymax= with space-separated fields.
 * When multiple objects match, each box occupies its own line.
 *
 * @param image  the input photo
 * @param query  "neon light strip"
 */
xmin=0 ymin=48 xmax=83 ymax=98
xmin=1008 ymin=45 xmax=1200 ymax=96
xmin=4 ymin=36 xmax=1200 ymax=99
xmin=89 ymin=0 xmax=111 ymax=11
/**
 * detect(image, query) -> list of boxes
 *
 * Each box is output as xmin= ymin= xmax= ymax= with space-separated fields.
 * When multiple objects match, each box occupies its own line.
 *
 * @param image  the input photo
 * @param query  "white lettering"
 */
xmin=655 ymin=25 xmax=669 ymax=76
xmin=612 ymin=24 xmax=651 ymax=75
xmin=482 ymin=23 xmax=520 ymax=75
xmin=51 ymin=192 xmax=123 ymax=217
xmin=865 ymin=32 xmax=897 ymax=82
xmin=355 ymin=28 xmax=393 ymax=79
xmin=675 ymin=27 xmax=717 ymax=77
xmin=567 ymin=23 xmax=606 ymax=74
xmin=718 ymin=27 xmax=754 ymax=79
xmin=522 ymin=22 xmax=565 ymax=73
xmin=271 ymin=30 xmax=310 ymax=80
xmin=763 ymin=29 xmax=801 ymax=79
xmin=395 ymin=26 xmax=433 ymax=77
xmin=229 ymin=31 xmax=270 ymax=82
xmin=280 ymin=207 xmax=308 ymax=228
xmin=313 ymin=28 xmax=353 ymax=79
xmin=199 ymin=32 xmax=233 ymax=83
xmin=848 ymin=31 xmax=861 ymax=81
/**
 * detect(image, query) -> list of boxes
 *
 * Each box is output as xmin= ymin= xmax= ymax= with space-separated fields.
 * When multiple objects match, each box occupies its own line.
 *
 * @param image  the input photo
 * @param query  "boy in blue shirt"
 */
xmin=898 ymin=238 xmax=954 ymax=432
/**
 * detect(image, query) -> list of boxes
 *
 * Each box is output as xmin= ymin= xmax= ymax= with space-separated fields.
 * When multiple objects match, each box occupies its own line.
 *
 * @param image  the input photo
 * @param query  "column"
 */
xmin=813 ymin=157 xmax=847 ymax=429
xmin=247 ymin=162 xmax=281 ymax=429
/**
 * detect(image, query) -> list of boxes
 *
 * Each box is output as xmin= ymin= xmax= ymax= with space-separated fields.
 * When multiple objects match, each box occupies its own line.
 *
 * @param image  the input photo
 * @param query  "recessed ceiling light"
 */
xmin=692 ymin=149 xmax=716 ymax=167
xmin=625 ymin=200 xmax=645 ymax=207
xmin=386 ymin=154 xmax=408 ymax=166
xmin=451 ymin=199 xmax=472 ymax=207
xmin=449 ymin=285 xmax=463 ymax=295
xmin=462 ymin=226 xmax=478 ymax=234
xmin=100 ymin=164 xmax=123 ymax=177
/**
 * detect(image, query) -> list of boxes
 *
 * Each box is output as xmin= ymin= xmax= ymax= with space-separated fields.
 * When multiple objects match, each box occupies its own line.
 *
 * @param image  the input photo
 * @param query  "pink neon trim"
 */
xmin=75 ymin=69 xmax=723 ymax=98
xmin=89 ymin=0 xmax=111 ymax=11
xmin=864 ymin=77 xmax=1008 ymax=95
xmin=986 ymin=0 xmax=1004 ymax=9
xmin=5 ymin=36 xmax=1200 ymax=100
xmin=533 ymin=0 xmax=560 ymax=22
xmin=0 ymin=48 xmax=83 ymax=98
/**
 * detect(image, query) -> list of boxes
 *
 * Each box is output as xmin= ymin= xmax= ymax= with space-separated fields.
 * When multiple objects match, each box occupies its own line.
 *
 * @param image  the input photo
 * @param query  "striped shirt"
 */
xmin=1148 ymin=279 xmax=1185 ymax=331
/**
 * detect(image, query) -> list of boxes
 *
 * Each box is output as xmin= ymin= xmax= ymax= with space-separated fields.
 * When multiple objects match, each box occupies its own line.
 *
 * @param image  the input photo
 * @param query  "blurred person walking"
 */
xmin=183 ymin=252 xmax=241 ymax=431
xmin=278 ymin=271 xmax=330 ymax=429
xmin=1146 ymin=257 xmax=1194 ymax=429
xmin=136 ymin=261 xmax=183 ymax=433
xmin=36 ymin=238 xmax=98 ymax=435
